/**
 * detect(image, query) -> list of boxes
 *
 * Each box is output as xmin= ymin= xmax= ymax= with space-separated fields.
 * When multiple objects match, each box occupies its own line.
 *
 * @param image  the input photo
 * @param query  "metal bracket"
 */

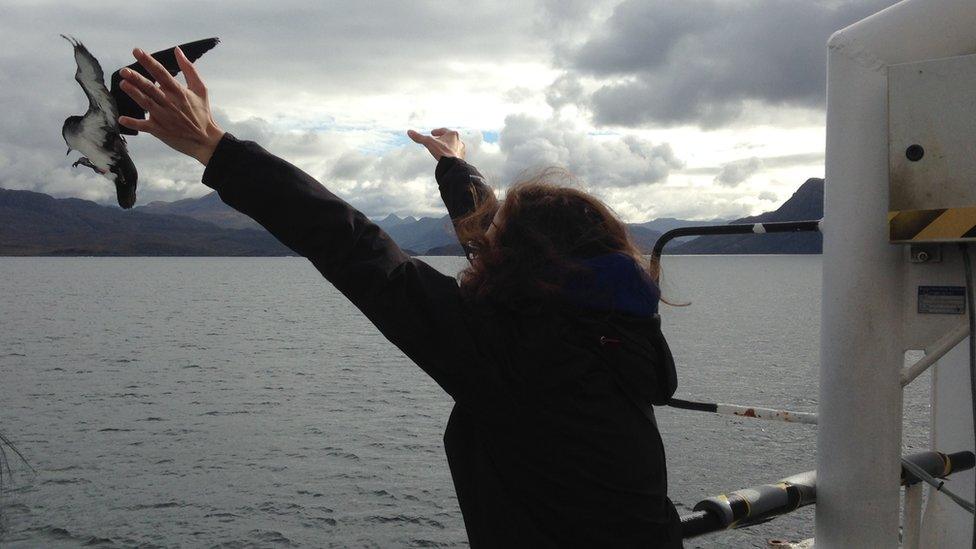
xmin=910 ymin=244 xmax=942 ymax=263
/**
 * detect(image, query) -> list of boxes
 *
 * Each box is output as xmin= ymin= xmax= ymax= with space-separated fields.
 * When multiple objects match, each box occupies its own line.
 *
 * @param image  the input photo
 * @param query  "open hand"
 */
xmin=118 ymin=46 xmax=224 ymax=166
xmin=407 ymin=128 xmax=465 ymax=161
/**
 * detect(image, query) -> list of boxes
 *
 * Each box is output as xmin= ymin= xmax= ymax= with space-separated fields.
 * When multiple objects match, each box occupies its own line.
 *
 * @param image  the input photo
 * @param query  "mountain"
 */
xmin=670 ymin=178 xmax=824 ymax=255
xmin=380 ymin=216 xmax=669 ymax=255
xmin=135 ymin=191 xmax=261 ymax=230
xmin=374 ymin=213 xmax=418 ymax=230
xmin=125 ymin=193 xmax=726 ymax=255
xmin=0 ymin=188 xmax=292 ymax=256
xmin=633 ymin=217 xmax=728 ymax=235
xmin=628 ymin=225 xmax=663 ymax=254
xmin=0 ymin=178 xmax=823 ymax=257
xmin=381 ymin=214 xmax=458 ymax=254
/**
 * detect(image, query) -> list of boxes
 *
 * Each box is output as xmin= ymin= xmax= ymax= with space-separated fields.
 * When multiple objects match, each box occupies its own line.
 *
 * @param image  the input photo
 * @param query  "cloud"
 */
xmin=4 ymin=1 xmax=547 ymax=97
xmin=320 ymin=115 xmax=686 ymax=214
xmin=327 ymin=146 xmax=429 ymax=184
xmin=714 ymin=157 xmax=762 ymax=187
xmin=548 ymin=0 xmax=898 ymax=128
xmin=504 ymin=87 xmax=536 ymax=103
xmin=762 ymin=151 xmax=824 ymax=168
xmin=494 ymin=114 xmax=683 ymax=187
xmin=0 ymin=0 xmax=829 ymax=222
xmin=545 ymin=73 xmax=585 ymax=110
xmin=0 ymin=0 xmax=546 ymax=207
xmin=758 ymin=191 xmax=778 ymax=201
xmin=597 ymin=183 xmax=761 ymax=223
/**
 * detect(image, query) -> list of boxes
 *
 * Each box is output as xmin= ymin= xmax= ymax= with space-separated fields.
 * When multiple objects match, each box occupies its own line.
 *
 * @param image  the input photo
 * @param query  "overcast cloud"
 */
xmin=548 ymin=0 xmax=899 ymax=128
xmin=0 ymin=0 xmax=886 ymax=220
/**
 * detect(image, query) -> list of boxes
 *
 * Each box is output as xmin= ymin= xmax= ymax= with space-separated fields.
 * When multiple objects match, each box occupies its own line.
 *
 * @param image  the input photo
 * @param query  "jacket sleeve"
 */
xmin=434 ymin=156 xmax=495 ymax=257
xmin=201 ymin=133 xmax=483 ymax=401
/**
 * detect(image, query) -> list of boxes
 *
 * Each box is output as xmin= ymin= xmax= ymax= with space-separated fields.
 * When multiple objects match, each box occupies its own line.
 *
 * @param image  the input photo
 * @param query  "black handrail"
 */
xmin=651 ymin=220 xmax=822 ymax=259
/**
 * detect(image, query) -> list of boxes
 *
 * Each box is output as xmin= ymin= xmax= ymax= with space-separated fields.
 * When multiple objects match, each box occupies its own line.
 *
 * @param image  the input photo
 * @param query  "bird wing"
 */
xmin=110 ymin=37 xmax=220 ymax=136
xmin=63 ymin=35 xmax=118 ymax=126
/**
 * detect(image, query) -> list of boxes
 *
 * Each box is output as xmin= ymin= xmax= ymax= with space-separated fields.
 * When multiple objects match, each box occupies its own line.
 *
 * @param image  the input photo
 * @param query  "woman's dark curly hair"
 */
xmin=454 ymin=168 xmax=654 ymax=310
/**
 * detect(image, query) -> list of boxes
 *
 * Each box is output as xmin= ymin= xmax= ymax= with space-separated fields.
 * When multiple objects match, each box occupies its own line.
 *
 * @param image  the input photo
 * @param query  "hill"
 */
xmin=0 ymin=177 xmax=822 ymax=256
xmin=670 ymin=178 xmax=824 ymax=255
xmin=135 ymin=191 xmax=261 ymax=230
xmin=0 ymin=188 xmax=292 ymax=256
xmin=380 ymin=215 xmax=458 ymax=255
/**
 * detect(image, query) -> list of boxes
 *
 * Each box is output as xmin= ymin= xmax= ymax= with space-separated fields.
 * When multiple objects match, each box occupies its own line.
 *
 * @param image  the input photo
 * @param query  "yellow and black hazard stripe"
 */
xmin=889 ymin=206 xmax=976 ymax=242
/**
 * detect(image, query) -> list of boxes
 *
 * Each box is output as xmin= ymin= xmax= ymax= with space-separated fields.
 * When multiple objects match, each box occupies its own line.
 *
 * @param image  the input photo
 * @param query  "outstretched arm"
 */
xmin=117 ymin=48 xmax=488 ymax=402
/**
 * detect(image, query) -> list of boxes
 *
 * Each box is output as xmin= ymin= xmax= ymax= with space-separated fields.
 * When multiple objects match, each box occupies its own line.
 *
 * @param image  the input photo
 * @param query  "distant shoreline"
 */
xmin=1 ymin=178 xmax=823 ymax=256
xmin=0 ymin=252 xmax=823 ymax=258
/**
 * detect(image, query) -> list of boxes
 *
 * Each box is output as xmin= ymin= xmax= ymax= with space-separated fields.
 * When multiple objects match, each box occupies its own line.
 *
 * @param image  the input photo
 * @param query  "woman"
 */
xmin=118 ymin=47 xmax=683 ymax=548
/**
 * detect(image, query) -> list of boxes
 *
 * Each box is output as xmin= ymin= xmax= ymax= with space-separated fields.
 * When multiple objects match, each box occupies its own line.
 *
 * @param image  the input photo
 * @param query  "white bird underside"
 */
xmin=65 ymin=117 xmax=116 ymax=175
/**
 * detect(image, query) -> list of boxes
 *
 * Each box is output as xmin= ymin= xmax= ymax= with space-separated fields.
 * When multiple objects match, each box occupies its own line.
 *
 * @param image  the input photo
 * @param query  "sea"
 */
xmin=0 ymin=255 xmax=931 ymax=548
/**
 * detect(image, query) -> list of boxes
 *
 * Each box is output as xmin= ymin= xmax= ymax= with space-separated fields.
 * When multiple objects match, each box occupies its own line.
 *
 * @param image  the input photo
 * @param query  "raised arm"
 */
xmin=436 ymin=157 xmax=493 ymax=223
xmin=408 ymin=129 xmax=496 ymax=256
xmin=117 ymin=48 xmax=488 ymax=402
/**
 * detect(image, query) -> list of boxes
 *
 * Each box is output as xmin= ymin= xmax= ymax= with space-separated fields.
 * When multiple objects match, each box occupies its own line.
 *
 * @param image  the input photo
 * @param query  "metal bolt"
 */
xmin=906 ymin=144 xmax=925 ymax=162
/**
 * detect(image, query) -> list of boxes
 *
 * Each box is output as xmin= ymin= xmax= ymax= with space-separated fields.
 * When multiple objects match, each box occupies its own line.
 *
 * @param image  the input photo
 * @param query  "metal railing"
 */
xmin=648 ymin=220 xmax=976 ymax=543
xmin=650 ymin=220 xmax=823 ymax=260
xmin=652 ymin=220 xmax=825 ymax=425
xmin=679 ymin=450 xmax=975 ymax=540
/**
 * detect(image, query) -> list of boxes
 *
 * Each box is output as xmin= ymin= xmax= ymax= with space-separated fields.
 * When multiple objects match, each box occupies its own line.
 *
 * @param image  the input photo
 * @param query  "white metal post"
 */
xmin=819 ymin=32 xmax=905 ymax=546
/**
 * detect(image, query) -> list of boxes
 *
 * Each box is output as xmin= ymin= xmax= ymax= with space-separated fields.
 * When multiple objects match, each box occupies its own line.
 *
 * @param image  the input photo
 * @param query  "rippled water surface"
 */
xmin=0 ymin=256 xmax=930 ymax=547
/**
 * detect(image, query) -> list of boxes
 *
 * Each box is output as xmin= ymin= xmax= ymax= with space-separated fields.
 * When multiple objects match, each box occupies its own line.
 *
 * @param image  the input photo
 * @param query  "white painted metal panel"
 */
xmin=889 ymin=53 xmax=976 ymax=213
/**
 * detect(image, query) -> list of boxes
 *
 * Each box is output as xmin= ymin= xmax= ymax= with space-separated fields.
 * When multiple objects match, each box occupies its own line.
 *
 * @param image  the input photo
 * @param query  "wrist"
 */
xmin=435 ymin=155 xmax=464 ymax=181
xmin=195 ymin=126 xmax=225 ymax=166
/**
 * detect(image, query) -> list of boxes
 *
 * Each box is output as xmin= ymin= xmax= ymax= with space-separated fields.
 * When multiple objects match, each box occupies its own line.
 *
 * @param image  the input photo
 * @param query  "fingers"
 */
xmin=407 ymin=129 xmax=432 ymax=144
xmin=119 ymin=80 xmax=155 ymax=112
xmin=118 ymin=115 xmax=156 ymax=133
xmin=407 ymin=129 xmax=446 ymax=161
xmin=411 ymin=128 xmax=459 ymax=142
xmin=431 ymin=128 xmax=461 ymax=139
xmin=120 ymin=68 xmax=168 ymax=106
xmin=133 ymin=48 xmax=182 ymax=94
xmin=175 ymin=46 xmax=206 ymax=95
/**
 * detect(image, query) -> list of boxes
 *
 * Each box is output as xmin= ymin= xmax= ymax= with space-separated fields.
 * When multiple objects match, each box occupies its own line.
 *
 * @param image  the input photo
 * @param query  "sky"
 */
xmin=0 ymin=0 xmax=898 ymax=222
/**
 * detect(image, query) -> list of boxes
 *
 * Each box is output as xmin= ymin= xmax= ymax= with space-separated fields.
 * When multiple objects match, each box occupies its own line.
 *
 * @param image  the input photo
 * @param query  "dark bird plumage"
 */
xmin=61 ymin=36 xmax=219 ymax=209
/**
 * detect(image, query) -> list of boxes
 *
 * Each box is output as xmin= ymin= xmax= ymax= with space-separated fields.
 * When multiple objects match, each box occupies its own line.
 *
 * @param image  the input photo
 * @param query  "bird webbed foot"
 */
xmin=71 ymin=157 xmax=106 ymax=175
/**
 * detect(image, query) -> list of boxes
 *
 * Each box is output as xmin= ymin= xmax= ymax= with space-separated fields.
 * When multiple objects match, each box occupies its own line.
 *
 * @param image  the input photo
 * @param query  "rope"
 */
xmin=901 ymin=457 xmax=974 ymax=514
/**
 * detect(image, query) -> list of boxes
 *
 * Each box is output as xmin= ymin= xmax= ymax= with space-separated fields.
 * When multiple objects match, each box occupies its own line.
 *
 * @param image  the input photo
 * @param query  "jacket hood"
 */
xmin=559 ymin=253 xmax=660 ymax=317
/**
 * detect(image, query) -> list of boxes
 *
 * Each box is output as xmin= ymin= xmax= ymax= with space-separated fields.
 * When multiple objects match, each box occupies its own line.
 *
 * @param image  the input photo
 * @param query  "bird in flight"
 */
xmin=61 ymin=36 xmax=219 ymax=209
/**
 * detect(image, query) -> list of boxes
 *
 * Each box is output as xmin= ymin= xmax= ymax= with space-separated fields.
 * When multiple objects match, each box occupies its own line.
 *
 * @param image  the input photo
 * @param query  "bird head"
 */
xmin=62 ymin=115 xmax=83 ymax=147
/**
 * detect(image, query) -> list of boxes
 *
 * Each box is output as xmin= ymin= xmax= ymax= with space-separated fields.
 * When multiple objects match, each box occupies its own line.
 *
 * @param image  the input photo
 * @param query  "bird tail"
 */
xmin=117 ymin=186 xmax=136 ymax=209
xmin=114 ymin=153 xmax=138 ymax=209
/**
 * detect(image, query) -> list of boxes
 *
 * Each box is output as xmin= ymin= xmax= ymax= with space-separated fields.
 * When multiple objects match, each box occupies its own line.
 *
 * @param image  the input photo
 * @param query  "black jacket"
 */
xmin=202 ymin=134 xmax=683 ymax=548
